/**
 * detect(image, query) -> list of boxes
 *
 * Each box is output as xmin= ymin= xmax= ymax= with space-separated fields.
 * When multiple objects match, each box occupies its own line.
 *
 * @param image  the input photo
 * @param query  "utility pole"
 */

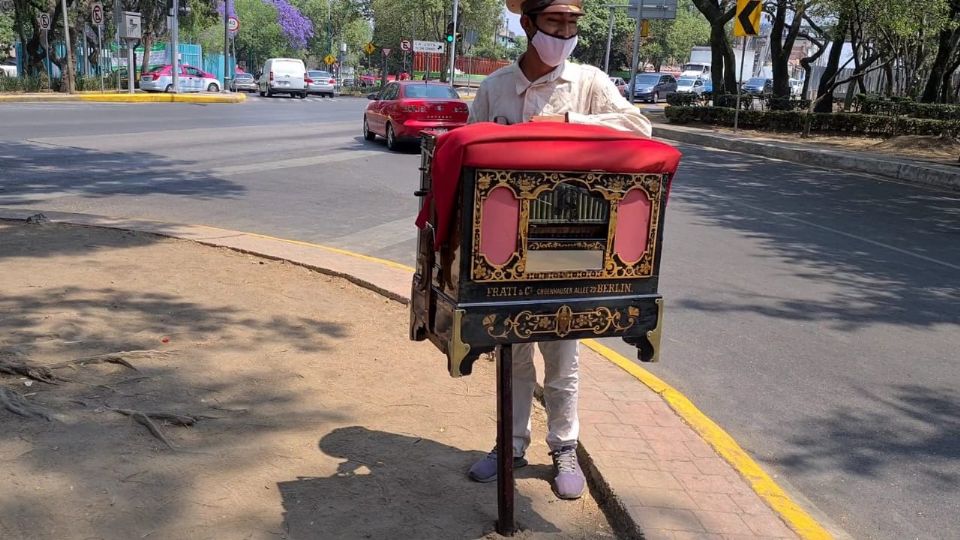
xmin=223 ymin=0 xmax=229 ymax=91
xmin=628 ymin=2 xmax=643 ymax=103
xmin=60 ymin=0 xmax=75 ymax=93
xmin=448 ymin=0 xmax=459 ymax=87
xmin=171 ymin=0 xmax=180 ymax=92
xmin=602 ymin=4 xmax=629 ymax=76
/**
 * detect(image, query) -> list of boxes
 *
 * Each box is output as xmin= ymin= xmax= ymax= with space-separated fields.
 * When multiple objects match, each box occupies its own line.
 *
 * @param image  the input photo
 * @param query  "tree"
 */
xmin=767 ymin=0 xmax=810 ymax=99
xmin=0 ymin=2 xmax=15 ymax=54
xmin=640 ymin=0 xmax=710 ymax=71
xmin=690 ymin=0 xmax=737 ymax=94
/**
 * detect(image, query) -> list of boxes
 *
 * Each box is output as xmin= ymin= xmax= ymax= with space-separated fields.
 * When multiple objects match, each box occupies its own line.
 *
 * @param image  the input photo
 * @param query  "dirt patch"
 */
xmin=0 ymin=221 xmax=615 ymax=540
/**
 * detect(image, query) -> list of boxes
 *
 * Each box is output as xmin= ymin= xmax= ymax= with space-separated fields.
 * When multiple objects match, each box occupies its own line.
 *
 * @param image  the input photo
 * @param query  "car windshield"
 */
xmin=678 ymin=78 xmax=697 ymax=85
xmin=403 ymin=84 xmax=459 ymax=99
xmin=308 ymin=71 xmax=331 ymax=78
xmin=236 ymin=74 xmax=253 ymax=80
xmin=747 ymin=78 xmax=767 ymax=85
xmin=634 ymin=75 xmax=660 ymax=85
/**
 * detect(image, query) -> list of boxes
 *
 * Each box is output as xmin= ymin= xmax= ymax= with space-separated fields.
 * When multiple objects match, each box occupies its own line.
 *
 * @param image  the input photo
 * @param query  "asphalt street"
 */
xmin=1 ymin=97 xmax=958 ymax=539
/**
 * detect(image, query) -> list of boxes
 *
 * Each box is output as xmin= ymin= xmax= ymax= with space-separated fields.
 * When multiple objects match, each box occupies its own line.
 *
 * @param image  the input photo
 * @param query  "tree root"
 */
xmin=0 ymin=357 xmax=62 ymax=384
xmin=0 ymin=387 xmax=54 ymax=421
xmin=50 ymin=350 xmax=171 ymax=371
xmin=109 ymin=407 xmax=213 ymax=449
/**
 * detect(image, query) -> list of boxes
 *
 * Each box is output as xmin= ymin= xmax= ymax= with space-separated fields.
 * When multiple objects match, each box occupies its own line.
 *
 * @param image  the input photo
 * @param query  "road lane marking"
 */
xmin=581 ymin=338 xmax=834 ymax=540
xmin=209 ymin=150 xmax=384 ymax=175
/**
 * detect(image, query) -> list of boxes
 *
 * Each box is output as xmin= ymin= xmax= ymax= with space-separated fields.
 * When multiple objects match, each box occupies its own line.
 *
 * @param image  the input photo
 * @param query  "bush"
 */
xmin=766 ymin=97 xmax=811 ymax=111
xmin=664 ymin=106 xmax=960 ymax=138
xmin=665 ymin=93 xmax=699 ymax=107
xmin=712 ymin=94 xmax=753 ymax=109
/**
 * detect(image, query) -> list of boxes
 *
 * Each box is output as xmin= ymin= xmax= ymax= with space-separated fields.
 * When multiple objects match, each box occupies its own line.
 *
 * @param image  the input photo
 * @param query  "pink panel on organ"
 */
xmin=479 ymin=186 xmax=520 ymax=266
xmin=614 ymin=188 xmax=652 ymax=263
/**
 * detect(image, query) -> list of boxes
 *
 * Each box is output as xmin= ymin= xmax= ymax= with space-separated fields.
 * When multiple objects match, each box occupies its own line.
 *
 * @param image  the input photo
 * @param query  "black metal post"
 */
xmin=496 ymin=344 xmax=515 ymax=536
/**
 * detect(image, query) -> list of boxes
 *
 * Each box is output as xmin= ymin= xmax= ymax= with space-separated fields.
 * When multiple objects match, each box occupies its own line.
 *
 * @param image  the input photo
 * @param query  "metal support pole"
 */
xmin=496 ymin=344 xmax=515 ymax=537
xmin=627 ymin=3 xmax=643 ymax=103
xmin=60 ymin=0 xmax=75 ymax=93
xmin=448 ymin=0 xmax=459 ymax=87
xmin=43 ymin=30 xmax=51 ymax=91
xmin=734 ymin=37 xmax=747 ymax=132
xmin=603 ymin=7 xmax=614 ymax=74
xmin=127 ymin=41 xmax=134 ymax=93
xmin=114 ymin=0 xmax=120 ymax=92
xmin=98 ymin=25 xmax=104 ymax=92
xmin=171 ymin=0 xmax=180 ymax=93
xmin=223 ymin=0 xmax=230 ymax=92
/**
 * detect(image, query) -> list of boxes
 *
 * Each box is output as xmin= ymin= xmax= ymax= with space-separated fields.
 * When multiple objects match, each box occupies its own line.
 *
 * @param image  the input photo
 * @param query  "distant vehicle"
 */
xmin=258 ymin=58 xmax=307 ymax=98
xmin=789 ymin=78 xmax=804 ymax=97
xmin=363 ymin=81 xmax=469 ymax=151
xmin=140 ymin=65 xmax=221 ymax=93
xmin=609 ymin=76 xmax=627 ymax=96
xmin=676 ymin=76 xmax=706 ymax=96
xmin=360 ymin=73 xmax=396 ymax=87
xmin=680 ymin=62 xmax=710 ymax=79
xmin=0 ymin=58 xmax=17 ymax=77
xmin=229 ymin=72 xmax=258 ymax=92
xmin=702 ymin=78 xmax=713 ymax=97
xmin=743 ymin=77 xmax=773 ymax=96
xmin=627 ymin=72 xmax=677 ymax=103
xmin=306 ymin=70 xmax=338 ymax=97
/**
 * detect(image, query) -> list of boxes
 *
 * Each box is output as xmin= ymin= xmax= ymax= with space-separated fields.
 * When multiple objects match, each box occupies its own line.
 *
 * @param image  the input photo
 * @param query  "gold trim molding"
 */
xmin=483 ymin=305 xmax=639 ymax=340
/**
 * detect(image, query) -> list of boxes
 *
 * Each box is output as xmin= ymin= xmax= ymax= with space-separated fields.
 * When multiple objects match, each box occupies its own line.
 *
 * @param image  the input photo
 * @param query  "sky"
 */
xmin=504 ymin=9 xmax=523 ymax=34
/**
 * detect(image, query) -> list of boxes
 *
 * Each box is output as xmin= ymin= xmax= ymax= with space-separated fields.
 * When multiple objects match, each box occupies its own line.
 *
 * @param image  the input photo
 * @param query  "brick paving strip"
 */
xmin=0 ymin=208 xmax=833 ymax=540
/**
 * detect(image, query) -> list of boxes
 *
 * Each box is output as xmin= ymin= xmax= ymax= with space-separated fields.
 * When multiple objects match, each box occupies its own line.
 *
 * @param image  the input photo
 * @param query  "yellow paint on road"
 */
xmin=0 ymin=92 xmax=246 ymax=104
xmin=581 ymin=338 xmax=834 ymax=540
xmin=243 ymin=232 xmax=415 ymax=272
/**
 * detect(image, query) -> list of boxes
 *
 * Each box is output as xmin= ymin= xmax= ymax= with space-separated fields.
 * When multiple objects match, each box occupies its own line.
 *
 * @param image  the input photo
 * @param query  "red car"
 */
xmin=363 ymin=81 xmax=469 ymax=151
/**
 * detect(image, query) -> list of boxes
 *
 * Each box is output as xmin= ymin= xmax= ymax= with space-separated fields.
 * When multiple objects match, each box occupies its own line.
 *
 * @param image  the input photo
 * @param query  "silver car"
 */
xmin=230 ymin=72 xmax=258 ymax=92
xmin=307 ymin=70 xmax=338 ymax=97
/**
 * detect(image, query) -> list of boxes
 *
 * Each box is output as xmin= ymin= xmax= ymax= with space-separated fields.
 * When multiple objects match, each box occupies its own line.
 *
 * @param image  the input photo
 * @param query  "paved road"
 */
xmin=1 ymin=98 xmax=958 ymax=539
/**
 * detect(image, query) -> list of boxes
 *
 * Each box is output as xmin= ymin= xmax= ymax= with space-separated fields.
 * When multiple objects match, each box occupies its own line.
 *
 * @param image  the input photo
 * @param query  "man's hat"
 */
xmin=507 ymin=0 xmax=584 ymax=16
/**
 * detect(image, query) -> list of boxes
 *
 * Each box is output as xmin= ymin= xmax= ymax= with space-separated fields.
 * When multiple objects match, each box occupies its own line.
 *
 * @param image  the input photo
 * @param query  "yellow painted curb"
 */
xmin=581 ymin=338 xmax=833 ymax=540
xmin=77 ymin=93 xmax=246 ymax=103
xmin=243 ymin=231 xmax=415 ymax=272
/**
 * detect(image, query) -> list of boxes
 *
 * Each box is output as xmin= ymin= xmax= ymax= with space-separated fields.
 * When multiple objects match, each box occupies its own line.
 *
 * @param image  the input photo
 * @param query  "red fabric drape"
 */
xmin=415 ymin=122 xmax=682 ymax=249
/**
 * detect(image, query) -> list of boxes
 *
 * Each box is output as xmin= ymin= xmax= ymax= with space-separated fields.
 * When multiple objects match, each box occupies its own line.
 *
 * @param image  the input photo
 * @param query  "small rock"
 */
xmin=25 ymin=213 xmax=49 ymax=225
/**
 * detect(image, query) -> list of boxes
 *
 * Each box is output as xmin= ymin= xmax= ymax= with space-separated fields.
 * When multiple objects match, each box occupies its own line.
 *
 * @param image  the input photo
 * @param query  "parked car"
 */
xmin=0 ymin=58 xmax=17 ymax=77
xmin=701 ymin=78 xmax=713 ymax=97
xmin=789 ymin=78 xmax=804 ymax=97
xmin=229 ymin=72 xmax=258 ymax=92
xmin=676 ymin=76 xmax=706 ymax=96
xmin=258 ymin=58 xmax=307 ymax=98
xmin=306 ymin=70 xmax=338 ymax=97
xmin=140 ymin=65 xmax=221 ymax=93
xmin=363 ymin=81 xmax=469 ymax=151
xmin=743 ymin=77 xmax=773 ymax=96
xmin=360 ymin=73 xmax=397 ymax=87
xmin=626 ymin=72 xmax=677 ymax=103
xmin=609 ymin=76 xmax=627 ymax=96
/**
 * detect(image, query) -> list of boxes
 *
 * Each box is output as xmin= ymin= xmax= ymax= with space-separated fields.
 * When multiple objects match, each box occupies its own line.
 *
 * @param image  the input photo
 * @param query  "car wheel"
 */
xmin=363 ymin=117 xmax=376 ymax=141
xmin=653 ymin=91 xmax=660 ymax=103
xmin=259 ymin=89 xmax=266 ymax=97
xmin=165 ymin=84 xmax=173 ymax=93
xmin=207 ymin=83 xmax=219 ymax=92
xmin=300 ymin=92 xmax=307 ymax=99
xmin=386 ymin=123 xmax=399 ymax=151
xmin=267 ymin=89 xmax=273 ymax=98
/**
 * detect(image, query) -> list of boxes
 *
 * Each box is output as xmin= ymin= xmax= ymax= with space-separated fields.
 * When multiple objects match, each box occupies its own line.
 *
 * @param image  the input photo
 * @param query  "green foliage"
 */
xmin=854 ymin=93 xmax=960 ymax=120
xmin=665 ymin=93 xmax=698 ymax=106
xmin=640 ymin=0 xmax=709 ymax=70
xmin=665 ymin=105 xmax=960 ymax=137
xmin=0 ymin=74 xmax=45 ymax=92
xmin=0 ymin=7 xmax=14 ymax=53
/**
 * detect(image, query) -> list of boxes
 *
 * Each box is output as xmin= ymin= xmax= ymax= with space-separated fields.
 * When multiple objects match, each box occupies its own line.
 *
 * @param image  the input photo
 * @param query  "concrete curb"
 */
xmin=653 ymin=124 xmax=960 ymax=192
xmin=0 ymin=92 xmax=246 ymax=104
xmin=0 ymin=208 xmax=830 ymax=539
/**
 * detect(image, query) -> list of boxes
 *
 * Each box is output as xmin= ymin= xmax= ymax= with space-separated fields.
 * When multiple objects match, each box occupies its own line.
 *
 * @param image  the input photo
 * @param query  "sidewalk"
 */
xmin=0 ymin=209 xmax=834 ymax=540
xmin=650 ymin=119 xmax=960 ymax=192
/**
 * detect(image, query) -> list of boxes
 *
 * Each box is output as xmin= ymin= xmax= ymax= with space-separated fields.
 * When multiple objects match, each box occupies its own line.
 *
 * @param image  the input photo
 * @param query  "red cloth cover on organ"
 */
xmin=415 ymin=122 xmax=682 ymax=249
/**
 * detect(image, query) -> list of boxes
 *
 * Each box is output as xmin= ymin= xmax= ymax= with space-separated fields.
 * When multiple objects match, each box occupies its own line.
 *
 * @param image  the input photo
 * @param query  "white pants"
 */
xmin=508 ymin=340 xmax=580 ymax=455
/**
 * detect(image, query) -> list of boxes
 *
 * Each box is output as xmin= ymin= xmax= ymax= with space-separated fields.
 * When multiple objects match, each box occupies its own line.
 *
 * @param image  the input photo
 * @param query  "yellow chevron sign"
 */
xmin=735 ymin=0 xmax=761 ymax=37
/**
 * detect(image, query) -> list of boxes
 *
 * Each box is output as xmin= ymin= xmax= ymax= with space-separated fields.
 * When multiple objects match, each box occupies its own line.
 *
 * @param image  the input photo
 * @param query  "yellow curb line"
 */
xmin=77 ymin=93 xmax=246 ymax=103
xmin=581 ymin=338 xmax=833 ymax=540
xmin=242 ymin=231 xmax=415 ymax=272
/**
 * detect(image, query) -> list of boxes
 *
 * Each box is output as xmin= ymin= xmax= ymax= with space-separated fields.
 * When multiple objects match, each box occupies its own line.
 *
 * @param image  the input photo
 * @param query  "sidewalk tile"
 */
xmin=694 ymin=511 xmax=753 ymax=535
xmin=595 ymin=422 xmax=643 ymax=439
xmin=694 ymin=457 xmax=732 ymax=476
xmin=597 ymin=434 xmax=654 ymax=453
xmin=744 ymin=512 xmax=796 ymax=537
xmin=628 ymin=469 xmax=683 ymax=490
xmin=671 ymin=532 xmax=724 ymax=540
xmin=588 ymin=450 xmax=659 ymax=471
xmin=606 ymin=389 xmax=664 ymax=402
xmin=729 ymin=492 xmax=777 ymax=515
xmin=641 ymin=426 xmax=692 ymax=442
xmin=685 ymin=439 xmax=721 ymax=458
xmin=579 ymin=409 xmax=622 ymax=424
xmin=647 ymin=439 xmax=696 ymax=461
xmin=686 ymin=491 xmax=741 ymax=513
xmin=624 ymin=487 xmax=699 ymax=510
xmin=675 ymin=472 xmax=749 ymax=495
xmin=630 ymin=507 xmax=706 ymax=532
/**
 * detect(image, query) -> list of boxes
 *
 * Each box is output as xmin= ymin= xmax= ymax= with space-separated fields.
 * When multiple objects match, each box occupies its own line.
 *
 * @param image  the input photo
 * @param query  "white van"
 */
xmin=258 ymin=58 xmax=307 ymax=98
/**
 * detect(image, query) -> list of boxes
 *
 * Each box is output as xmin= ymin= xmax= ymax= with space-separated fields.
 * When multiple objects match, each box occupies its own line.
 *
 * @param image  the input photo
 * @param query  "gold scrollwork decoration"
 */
xmin=472 ymin=169 xmax=664 ymax=282
xmin=484 ymin=305 xmax=638 ymax=340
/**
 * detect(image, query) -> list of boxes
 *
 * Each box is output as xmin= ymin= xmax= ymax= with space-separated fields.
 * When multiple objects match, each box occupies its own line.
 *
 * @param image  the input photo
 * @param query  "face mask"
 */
xmin=531 ymin=31 xmax=578 ymax=67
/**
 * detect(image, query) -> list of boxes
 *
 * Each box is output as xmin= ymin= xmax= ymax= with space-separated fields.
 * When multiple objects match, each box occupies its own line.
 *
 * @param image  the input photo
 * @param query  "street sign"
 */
xmin=735 ymin=0 xmax=761 ymax=37
xmin=413 ymin=40 xmax=444 ymax=54
xmin=382 ymin=48 xmax=392 ymax=57
xmin=400 ymin=39 xmax=411 ymax=52
xmin=227 ymin=16 xmax=240 ymax=33
xmin=640 ymin=19 xmax=650 ymax=38
xmin=91 ymin=2 xmax=104 ymax=26
xmin=627 ymin=0 xmax=677 ymax=20
xmin=38 ymin=13 xmax=51 ymax=31
xmin=324 ymin=54 xmax=336 ymax=65
xmin=364 ymin=42 xmax=376 ymax=55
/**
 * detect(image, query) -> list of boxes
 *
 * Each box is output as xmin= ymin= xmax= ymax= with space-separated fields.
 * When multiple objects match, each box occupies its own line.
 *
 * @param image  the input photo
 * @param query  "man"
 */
xmin=466 ymin=0 xmax=651 ymax=500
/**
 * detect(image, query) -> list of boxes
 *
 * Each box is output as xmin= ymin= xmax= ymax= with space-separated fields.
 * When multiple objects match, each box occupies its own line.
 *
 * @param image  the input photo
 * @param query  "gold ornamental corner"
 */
xmin=646 ymin=298 xmax=663 ymax=363
xmin=484 ymin=305 xmax=638 ymax=340
xmin=447 ymin=309 xmax=472 ymax=378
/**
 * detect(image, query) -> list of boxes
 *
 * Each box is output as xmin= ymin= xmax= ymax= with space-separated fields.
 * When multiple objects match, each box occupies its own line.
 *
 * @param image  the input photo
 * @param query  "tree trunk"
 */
xmin=769 ymin=0 xmax=802 ymax=98
xmin=883 ymin=61 xmax=894 ymax=96
xmin=920 ymin=27 xmax=960 ymax=103
xmin=815 ymin=14 xmax=847 ymax=113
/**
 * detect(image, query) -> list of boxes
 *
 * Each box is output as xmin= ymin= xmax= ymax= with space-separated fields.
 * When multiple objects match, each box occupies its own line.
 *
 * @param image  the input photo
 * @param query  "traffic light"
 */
xmin=445 ymin=21 xmax=455 ymax=43
xmin=166 ymin=0 xmax=191 ymax=17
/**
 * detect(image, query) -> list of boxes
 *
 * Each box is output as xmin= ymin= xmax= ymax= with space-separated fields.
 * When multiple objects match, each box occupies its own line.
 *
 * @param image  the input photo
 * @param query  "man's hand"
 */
xmin=530 ymin=114 xmax=568 ymax=123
